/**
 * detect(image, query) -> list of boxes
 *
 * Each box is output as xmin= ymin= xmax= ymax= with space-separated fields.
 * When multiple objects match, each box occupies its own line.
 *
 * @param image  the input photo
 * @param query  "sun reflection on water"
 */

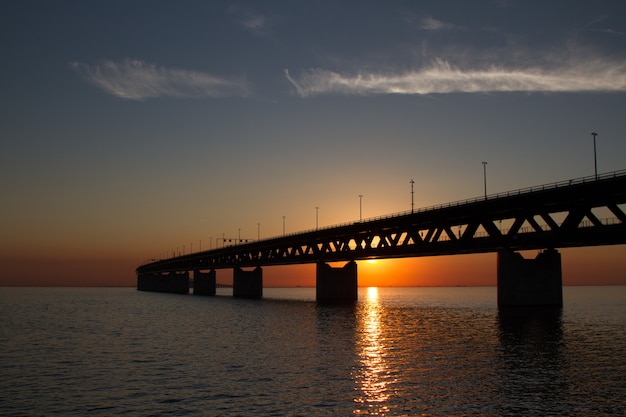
xmin=354 ymin=287 xmax=395 ymax=415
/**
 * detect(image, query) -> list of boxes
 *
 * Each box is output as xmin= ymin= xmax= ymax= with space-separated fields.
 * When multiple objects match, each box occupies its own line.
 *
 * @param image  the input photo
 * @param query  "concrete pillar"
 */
xmin=165 ymin=271 xmax=190 ymax=294
xmin=316 ymin=261 xmax=358 ymax=302
xmin=137 ymin=272 xmax=152 ymax=291
xmin=138 ymin=272 xmax=163 ymax=292
xmin=137 ymin=271 xmax=189 ymax=294
xmin=233 ymin=266 xmax=263 ymax=298
xmin=497 ymin=249 xmax=563 ymax=307
xmin=193 ymin=269 xmax=216 ymax=296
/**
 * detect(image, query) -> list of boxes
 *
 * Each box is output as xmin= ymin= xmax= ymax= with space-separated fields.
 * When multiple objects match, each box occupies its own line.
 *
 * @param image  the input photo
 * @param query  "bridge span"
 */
xmin=137 ymin=170 xmax=626 ymax=307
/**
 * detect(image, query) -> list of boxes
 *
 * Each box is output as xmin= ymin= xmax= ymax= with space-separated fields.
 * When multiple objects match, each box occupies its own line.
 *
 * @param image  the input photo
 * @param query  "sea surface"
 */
xmin=1 ymin=286 xmax=625 ymax=416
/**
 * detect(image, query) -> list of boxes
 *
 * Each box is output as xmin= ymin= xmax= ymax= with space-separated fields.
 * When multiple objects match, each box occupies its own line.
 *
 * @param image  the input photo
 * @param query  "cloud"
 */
xmin=242 ymin=14 xmax=266 ymax=31
xmin=228 ymin=5 xmax=272 ymax=36
xmin=70 ymin=59 xmax=250 ymax=100
xmin=285 ymin=58 xmax=626 ymax=97
xmin=419 ymin=16 xmax=457 ymax=31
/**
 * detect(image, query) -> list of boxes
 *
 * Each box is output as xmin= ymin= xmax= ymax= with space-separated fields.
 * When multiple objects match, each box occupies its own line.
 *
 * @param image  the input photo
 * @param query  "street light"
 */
xmin=358 ymin=195 xmax=363 ymax=222
xmin=257 ymin=223 xmax=260 ymax=240
xmin=482 ymin=161 xmax=488 ymax=199
xmin=282 ymin=216 xmax=286 ymax=236
xmin=315 ymin=206 xmax=319 ymax=230
xmin=410 ymin=179 xmax=415 ymax=213
xmin=591 ymin=132 xmax=598 ymax=180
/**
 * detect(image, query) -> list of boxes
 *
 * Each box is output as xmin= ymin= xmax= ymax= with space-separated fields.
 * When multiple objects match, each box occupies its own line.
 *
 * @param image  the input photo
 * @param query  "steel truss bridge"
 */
xmin=137 ymin=170 xmax=626 ymax=275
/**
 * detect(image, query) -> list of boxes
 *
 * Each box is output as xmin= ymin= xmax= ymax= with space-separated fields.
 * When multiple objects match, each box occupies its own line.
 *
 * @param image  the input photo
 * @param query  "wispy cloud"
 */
xmin=419 ymin=16 xmax=457 ymax=31
xmin=70 ymin=59 xmax=250 ymax=100
xmin=241 ymin=14 xmax=266 ymax=32
xmin=228 ymin=5 xmax=272 ymax=36
xmin=285 ymin=58 xmax=626 ymax=97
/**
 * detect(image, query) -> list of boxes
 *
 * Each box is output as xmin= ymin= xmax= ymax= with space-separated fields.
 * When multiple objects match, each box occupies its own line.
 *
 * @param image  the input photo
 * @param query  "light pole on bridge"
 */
xmin=591 ymin=132 xmax=598 ymax=180
xmin=410 ymin=179 xmax=415 ymax=213
xmin=283 ymin=216 xmax=286 ymax=236
xmin=482 ymin=161 xmax=488 ymax=199
xmin=315 ymin=206 xmax=319 ymax=230
xmin=358 ymin=195 xmax=363 ymax=222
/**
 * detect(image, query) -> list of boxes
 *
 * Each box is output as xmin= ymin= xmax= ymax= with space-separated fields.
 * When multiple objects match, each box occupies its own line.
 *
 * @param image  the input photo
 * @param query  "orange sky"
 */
xmin=1 ymin=245 xmax=624 ymax=287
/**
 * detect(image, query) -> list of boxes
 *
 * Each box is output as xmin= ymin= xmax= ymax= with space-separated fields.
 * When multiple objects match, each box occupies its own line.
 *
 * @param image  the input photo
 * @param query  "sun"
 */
xmin=366 ymin=259 xmax=378 ymax=264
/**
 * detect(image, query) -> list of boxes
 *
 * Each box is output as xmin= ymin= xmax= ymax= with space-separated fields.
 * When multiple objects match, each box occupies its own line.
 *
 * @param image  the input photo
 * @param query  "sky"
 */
xmin=1 ymin=0 xmax=626 ymax=287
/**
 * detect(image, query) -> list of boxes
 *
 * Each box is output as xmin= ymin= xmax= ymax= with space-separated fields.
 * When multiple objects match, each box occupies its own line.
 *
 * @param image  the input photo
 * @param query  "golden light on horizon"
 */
xmin=359 ymin=258 xmax=425 ymax=287
xmin=367 ymin=286 xmax=379 ymax=299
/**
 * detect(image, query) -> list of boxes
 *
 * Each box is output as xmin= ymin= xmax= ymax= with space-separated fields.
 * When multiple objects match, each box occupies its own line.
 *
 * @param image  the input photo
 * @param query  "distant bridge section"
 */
xmin=137 ymin=170 xmax=626 ymax=306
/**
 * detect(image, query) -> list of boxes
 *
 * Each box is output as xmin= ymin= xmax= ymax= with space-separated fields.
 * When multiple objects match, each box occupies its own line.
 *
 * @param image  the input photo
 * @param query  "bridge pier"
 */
xmin=137 ymin=271 xmax=189 ymax=294
xmin=137 ymin=272 xmax=153 ymax=291
xmin=233 ymin=267 xmax=263 ymax=298
xmin=316 ymin=261 xmax=358 ymax=302
xmin=193 ymin=269 xmax=216 ymax=296
xmin=497 ymin=249 xmax=563 ymax=307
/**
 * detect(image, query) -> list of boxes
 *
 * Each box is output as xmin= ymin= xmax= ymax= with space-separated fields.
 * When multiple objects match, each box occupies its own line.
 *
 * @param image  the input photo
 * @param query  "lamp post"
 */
xmin=410 ymin=179 xmax=415 ymax=213
xmin=591 ymin=132 xmax=598 ymax=180
xmin=358 ymin=195 xmax=363 ymax=222
xmin=482 ymin=161 xmax=488 ymax=199
xmin=282 ymin=216 xmax=286 ymax=236
xmin=315 ymin=206 xmax=319 ymax=230
xmin=257 ymin=223 xmax=260 ymax=240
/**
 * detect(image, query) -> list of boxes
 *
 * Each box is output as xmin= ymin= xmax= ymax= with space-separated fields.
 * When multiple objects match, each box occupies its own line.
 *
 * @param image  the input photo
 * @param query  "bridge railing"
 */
xmin=141 ymin=169 xmax=626 ymax=265
xmin=262 ymin=169 xmax=626 ymax=240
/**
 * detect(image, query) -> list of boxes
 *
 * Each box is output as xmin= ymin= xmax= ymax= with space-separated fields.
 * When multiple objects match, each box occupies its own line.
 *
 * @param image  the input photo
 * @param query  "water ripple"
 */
xmin=1 ymin=287 xmax=625 ymax=416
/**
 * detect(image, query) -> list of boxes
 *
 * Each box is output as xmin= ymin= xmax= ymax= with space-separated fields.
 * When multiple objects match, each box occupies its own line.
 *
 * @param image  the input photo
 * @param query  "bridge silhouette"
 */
xmin=137 ymin=170 xmax=626 ymax=307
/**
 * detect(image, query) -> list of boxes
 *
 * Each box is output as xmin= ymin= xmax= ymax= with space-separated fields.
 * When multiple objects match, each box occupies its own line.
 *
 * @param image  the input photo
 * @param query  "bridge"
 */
xmin=137 ymin=170 xmax=626 ymax=307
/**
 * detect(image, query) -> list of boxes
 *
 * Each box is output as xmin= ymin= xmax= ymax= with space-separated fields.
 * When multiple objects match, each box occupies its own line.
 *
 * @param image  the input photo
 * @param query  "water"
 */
xmin=1 ymin=286 xmax=625 ymax=416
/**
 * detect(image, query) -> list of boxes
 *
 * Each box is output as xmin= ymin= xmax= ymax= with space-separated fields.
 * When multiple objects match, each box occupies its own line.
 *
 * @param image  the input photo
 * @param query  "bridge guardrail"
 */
xmin=262 ymin=169 xmax=626 ymax=239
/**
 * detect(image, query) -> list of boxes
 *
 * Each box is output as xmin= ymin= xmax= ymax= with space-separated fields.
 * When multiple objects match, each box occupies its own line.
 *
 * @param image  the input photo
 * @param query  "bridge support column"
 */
xmin=233 ymin=267 xmax=263 ymax=298
xmin=316 ymin=261 xmax=358 ymax=302
xmin=137 ymin=272 xmax=152 ymax=291
xmin=497 ymin=249 xmax=562 ymax=307
xmin=193 ymin=270 xmax=216 ymax=296
xmin=137 ymin=271 xmax=189 ymax=294
xmin=164 ymin=271 xmax=190 ymax=294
